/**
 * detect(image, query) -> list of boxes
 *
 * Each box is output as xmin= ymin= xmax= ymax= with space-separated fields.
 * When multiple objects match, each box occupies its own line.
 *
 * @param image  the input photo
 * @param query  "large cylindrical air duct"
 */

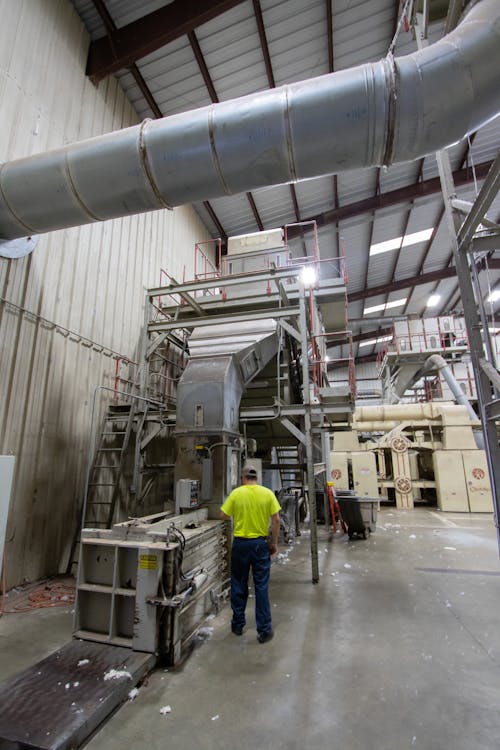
xmin=0 ymin=0 xmax=499 ymax=244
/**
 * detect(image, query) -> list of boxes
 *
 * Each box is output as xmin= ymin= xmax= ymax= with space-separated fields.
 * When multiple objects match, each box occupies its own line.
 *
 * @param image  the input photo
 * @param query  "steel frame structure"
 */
xmin=146 ymin=261 xmax=353 ymax=583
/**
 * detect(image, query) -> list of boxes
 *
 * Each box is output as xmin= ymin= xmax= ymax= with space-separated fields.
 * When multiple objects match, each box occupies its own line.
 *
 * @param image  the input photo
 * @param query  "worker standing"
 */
xmin=220 ymin=465 xmax=281 ymax=643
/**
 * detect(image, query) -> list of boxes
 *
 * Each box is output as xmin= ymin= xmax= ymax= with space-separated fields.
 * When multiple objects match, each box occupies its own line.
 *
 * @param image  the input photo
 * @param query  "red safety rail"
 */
xmin=314 ymin=329 xmax=357 ymax=401
xmin=389 ymin=319 xmax=469 ymax=355
xmin=193 ymin=239 xmax=222 ymax=295
xmin=339 ymin=236 xmax=348 ymax=286
xmin=113 ymin=357 xmax=139 ymax=403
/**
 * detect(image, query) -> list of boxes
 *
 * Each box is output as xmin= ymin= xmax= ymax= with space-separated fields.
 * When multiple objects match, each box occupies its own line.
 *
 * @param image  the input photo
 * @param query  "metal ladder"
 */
xmin=84 ymin=402 xmax=137 ymax=528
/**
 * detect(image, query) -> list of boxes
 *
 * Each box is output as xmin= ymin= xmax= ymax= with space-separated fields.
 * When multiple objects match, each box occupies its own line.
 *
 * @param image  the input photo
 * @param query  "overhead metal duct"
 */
xmin=0 ymin=0 xmax=499 ymax=250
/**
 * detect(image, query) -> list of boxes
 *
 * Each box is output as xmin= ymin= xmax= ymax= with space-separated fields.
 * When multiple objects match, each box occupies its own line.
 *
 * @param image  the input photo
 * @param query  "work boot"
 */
xmin=257 ymin=630 xmax=274 ymax=644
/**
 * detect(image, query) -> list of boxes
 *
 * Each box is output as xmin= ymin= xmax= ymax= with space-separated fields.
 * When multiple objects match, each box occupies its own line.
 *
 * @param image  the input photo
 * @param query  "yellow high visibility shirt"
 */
xmin=221 ymin=484 xmax=281 ymax=538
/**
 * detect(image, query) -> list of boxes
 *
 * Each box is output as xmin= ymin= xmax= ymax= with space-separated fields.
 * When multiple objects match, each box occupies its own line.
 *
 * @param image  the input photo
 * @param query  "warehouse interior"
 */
xmin=1 ymin=1 xmax=500 ymax=748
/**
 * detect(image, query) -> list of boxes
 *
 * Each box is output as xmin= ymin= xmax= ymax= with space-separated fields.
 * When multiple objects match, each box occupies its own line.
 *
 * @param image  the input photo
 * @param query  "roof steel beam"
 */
xmin=87 ymin=0 xmax=248 ymax=82
xmin=253 ymin=0 xmax=275 ymax=88
xmin=287 ymin=160 xmax=494 ymax=238
xmin=90 ymin=0 xmax=163 ymax=118
xmin=347 ymin=256 xmax=500 ymax=303
xmin=202 ymin=201 xmax=227 ymax=245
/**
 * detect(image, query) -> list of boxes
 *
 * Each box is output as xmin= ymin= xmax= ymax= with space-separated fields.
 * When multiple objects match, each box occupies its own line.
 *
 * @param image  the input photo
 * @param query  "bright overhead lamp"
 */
xmin=370 ymin=228 xmax=434 ymax=256
xmin=300 ymin=265 xmax=317 ymax=286
xmin=359 ymin=335 xmax=393 ymax=348
xmin=364 ymin=298 xmax=407 ymax=315
xmin=427 ymin=294 xmax=441 ymax=307
xmin=488 ymin=289 xmax=500 ymax=303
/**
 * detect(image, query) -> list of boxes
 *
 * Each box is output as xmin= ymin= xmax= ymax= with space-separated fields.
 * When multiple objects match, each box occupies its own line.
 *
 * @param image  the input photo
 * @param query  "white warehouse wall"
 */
xmin=0 ymin=0 xmax=211 ymax=587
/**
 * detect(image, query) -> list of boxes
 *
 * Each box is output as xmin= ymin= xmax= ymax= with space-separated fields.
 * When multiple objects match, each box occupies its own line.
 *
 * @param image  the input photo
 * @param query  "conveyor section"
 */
xmin=0 ymin=640 xmax=154 ymax=750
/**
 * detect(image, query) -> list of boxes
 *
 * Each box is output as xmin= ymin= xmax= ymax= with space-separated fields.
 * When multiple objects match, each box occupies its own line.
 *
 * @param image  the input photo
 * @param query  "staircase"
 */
xmin=275 ymin=444 xmax=303 ymax=490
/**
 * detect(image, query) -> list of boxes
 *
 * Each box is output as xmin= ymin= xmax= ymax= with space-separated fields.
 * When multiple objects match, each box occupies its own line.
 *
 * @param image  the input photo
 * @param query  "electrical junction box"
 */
xmin=176 ymin=479 xmax=200 ymax=510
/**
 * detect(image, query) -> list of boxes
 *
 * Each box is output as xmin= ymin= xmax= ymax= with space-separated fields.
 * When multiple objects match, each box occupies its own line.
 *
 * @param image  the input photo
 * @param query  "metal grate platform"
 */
xmin=0 ymin=639 xmax=155 ymax=750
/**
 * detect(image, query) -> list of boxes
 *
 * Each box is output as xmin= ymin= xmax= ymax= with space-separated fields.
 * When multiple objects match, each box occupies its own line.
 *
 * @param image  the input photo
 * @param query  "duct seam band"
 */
xmin=0 ymin=163 xmax=37 ymax=237
xmin=139 ymin=119 xmax=173 ymax=210
xmin=63 ymin=151 xmax=102 ymax=223
xmin=382 ymin=55 xmax=397 ymax=166
xmin=207 ymin=107 xmax=232 ymax=197
xmin=283 ymin=86 xmax=298 ymax=182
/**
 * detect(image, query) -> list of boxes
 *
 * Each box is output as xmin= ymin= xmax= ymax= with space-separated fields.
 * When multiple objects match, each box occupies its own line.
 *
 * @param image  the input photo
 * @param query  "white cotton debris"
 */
xmin=196 ymin=627 xmax=214 ymax=639
xmin=206 ymin=614 xmax=216 ymax=621
xmin=65 ymin=683 xmax=71 ymax=690
xmin=128 ymin=688 xmax=139 ymax=701
xmin=409 ymin=535 xmax=417 ymax=540
xmin=160 ymin=705 xmax=172 ymax=715
xmin=344 ymin=563 xmax=352 ymax=569
xmin=285 ymin=674 xmax=291 ymax=678
xmin=211 ymin=715 xmax=219 ymax=721
xmin=73 ymin=682 xmax=80 ymax=688
xmin=444 ymin=546 xmax=456 ymax=551
xmin=324 ymin=548 xmax=328 ymax=553
xmin=104 ymin=669 xmax=132 ymax=681
xmin=330 ymin=572 xmax=336 ymax=576
xmin=78 ymin=659 xmax=89 ymax=667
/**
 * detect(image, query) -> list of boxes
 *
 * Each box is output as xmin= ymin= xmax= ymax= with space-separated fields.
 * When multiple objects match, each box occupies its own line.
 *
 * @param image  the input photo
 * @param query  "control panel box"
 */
xmin=176 ymin=479 xmax=200 ymax=511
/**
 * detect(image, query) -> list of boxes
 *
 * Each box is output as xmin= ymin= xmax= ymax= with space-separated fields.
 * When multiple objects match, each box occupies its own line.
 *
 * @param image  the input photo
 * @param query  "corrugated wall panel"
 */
xmin=0 ymin=0 xmax=211 ymax=588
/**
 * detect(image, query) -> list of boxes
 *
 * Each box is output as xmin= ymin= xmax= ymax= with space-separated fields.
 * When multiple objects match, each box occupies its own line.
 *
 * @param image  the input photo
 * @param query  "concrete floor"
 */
xmin=2 ymin=508 xmax=500 ymax=749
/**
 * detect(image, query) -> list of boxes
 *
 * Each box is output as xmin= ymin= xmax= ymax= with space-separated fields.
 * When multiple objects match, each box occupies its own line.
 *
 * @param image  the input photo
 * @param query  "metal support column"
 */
xmin=436 ymin=149 xmax=500 ymax=549
xmin=299 ymin=283 xmax=319 ymax=583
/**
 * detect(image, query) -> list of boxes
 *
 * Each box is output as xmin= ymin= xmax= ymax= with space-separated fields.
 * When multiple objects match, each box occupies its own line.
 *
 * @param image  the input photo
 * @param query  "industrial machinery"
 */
xmin=77 ymin=225 xmax=353 ymax=667
xmin=331 ymin=403 xmax=493 ymax=512
xmin=377 ymin=316 xmax=480 ymax=405
xmin=0 ymin=227 xmax=355 ymax=750
xmin=75 ymin=507 xmax=229 ymax=666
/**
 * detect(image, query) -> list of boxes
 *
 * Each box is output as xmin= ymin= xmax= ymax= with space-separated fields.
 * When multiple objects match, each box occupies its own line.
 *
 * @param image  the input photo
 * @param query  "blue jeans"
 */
xmin=231 ymin=537 xmax=272 ymax=636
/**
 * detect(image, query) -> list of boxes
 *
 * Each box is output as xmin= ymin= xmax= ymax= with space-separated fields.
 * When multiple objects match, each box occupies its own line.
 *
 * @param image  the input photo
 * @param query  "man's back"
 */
xmin=221 ymin=484 xmax=280 ymax=538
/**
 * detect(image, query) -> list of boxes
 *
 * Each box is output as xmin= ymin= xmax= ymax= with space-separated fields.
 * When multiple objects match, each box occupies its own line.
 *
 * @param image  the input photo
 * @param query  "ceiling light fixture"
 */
xmin=369 ymin=228 xmax=434 ymax=256
xmin=364 ymin=298 xmax=407 ymax=315
xmin=427 ymin=294 xmax=441 ymax=307
xmin=359 ymin=335 xmax=393 ymax=348
xmin=300 ymin=265 xmax=317 ymax=287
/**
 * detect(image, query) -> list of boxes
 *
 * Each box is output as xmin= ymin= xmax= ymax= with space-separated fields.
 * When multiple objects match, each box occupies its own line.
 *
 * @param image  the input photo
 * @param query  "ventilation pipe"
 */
xmin=421 ymin=354 xmax=484 ymax=448
xmin=0 ymin=0 xmax=499 ymax=254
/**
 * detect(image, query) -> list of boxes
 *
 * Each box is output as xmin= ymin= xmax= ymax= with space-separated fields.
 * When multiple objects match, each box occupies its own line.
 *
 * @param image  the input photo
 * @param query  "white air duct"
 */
xmin=0 ymin=0 xmax=499 ymax=250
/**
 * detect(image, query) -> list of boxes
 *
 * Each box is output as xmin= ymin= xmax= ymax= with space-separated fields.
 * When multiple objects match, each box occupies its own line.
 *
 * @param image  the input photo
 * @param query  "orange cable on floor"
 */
xmin=1 ymin=552 xmax=75 ymax=615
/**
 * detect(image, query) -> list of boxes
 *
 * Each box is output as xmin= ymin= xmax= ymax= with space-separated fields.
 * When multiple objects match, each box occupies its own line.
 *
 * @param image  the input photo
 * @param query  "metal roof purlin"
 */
xmin=286 ymin=160 xmax=494 ymax=237
xmin=86 ymin=0 xmax=249 ymax=82
xmin=90 ymin=0 xmax=163 ymax=118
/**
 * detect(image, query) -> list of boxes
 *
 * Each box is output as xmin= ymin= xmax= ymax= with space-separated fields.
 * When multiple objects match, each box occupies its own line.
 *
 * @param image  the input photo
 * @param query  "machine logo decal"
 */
xmin=472 ymin=468 xmax=485 ymax=480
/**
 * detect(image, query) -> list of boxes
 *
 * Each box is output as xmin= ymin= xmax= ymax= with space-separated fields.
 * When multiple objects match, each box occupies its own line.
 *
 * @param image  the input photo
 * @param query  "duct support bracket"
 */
xmin=0 ymin=235 xmax=39 ymax=259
